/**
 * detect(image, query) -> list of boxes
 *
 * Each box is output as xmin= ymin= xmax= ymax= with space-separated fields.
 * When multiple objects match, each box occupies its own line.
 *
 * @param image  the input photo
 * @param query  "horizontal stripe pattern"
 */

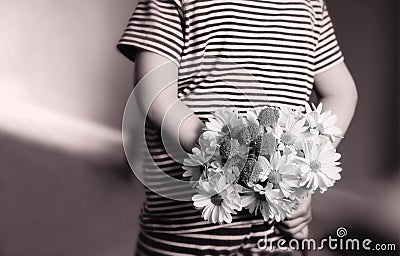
xmin=314 ymin=2 xmax=343 ymax=74
xmin=117 ymin=0 xmax=184 ymax=64
xmin=118 ymin=0 xmax=343 ymax=254
xmin=137 ymin=223 xmax=294 ymax=256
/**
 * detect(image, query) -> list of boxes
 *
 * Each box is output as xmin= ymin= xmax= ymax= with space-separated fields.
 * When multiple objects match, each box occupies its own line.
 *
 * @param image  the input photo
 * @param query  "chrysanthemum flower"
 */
xmin=298 ymin=140 xmax=342 ymax=193
xmin=182 ymin=147 xmax=210 ymax=181
xmin=242 ymin=183 xmax=294 ymax=222
xmin=192 ymin=175 xmax=242 ymax=224
xmin=259 ymin=152 xmax=301 ymax=198
xmin=183 ymin=131 xmax=219 ymax=181
xmin=251 ymin=156 xmax=270 ymax=183
xmin=241 ymin=185 xmax=271 ymax=221
xmin=278 ymin=105 xmax=305 ymax=127
xmin=289 ymin=186 xmax=310 ymax=203
xmin=305 ymin=103 xmax=342 ymax=140
xmin=207 ymin=160 xmax=241 ymax=179
xmin=245 ymin=108 xmax=261 ymax=126
xmin=205 ymin=108 xmax=245 ymax=139
xmin=278 ymin=114 xmax=308 ymax=152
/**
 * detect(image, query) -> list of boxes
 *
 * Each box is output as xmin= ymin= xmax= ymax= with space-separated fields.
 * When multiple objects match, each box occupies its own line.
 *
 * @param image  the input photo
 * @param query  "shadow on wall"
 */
xmin=0 ymin=0 xmax=137 ymax=128
xmin=0 ymin=105 xmax=145 ymax=255
xmin=0 ymin=0 xmax=146 ymax=255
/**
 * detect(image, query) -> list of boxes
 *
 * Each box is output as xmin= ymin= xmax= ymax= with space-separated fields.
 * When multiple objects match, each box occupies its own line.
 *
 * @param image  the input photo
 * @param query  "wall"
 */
xmin=328 ymin=0 xmax=399 ymax=179
xmin=0 ymin=0 xmax=136 ymax=128
xmin=0 ymin=0 xmax=144 ymax=255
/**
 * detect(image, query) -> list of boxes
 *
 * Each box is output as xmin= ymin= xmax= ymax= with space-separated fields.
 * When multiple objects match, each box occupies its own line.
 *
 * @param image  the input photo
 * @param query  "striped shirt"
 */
xmin=117 ymin=0 xmax=343 ymax=254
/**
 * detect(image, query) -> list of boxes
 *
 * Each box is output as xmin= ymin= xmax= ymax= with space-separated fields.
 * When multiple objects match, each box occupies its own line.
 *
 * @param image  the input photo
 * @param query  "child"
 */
xmin=117 ymin=0 xmax=357 ymax=255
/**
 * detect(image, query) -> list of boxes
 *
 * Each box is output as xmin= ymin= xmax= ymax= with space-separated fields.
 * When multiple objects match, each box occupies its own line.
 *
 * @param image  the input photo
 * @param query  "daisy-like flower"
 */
xmin=289 ymin=186 xmax=310 ymax=203
xmin=265 ymin=123 xmax=284 ymax=141
xmin=278 ymin=105 xmax=305 ymax=127
xmin=259 ymin=152 xmax=301 ymax=198
xmin=245 ymin=108 xmax=261 ymax=126
xmin=297 ymin=140 xmax=342 ymax=193
xmin=205 ymin=108 xmax=245 ymax=140
xmin=183 ymin=132 xmax=218 ymax=181
xmin=182 ymin=147 xmax=210 ymax=181
xmin=278 ymin=114 xmax=308 ymax=152
xmin=262 ymin=184 xmax=295 ymax=222
xmin=305 ymin=103 xmax=342 ymax=140
xmin=242 ymin=183 xmax=294 ymax=222
xmin=192 ymin=175 xmax=242 ymax=224
xmin=241 ymin=185 xmax=271 ymax=221
xmin=207 ymin=160 xmax=241 ymax=180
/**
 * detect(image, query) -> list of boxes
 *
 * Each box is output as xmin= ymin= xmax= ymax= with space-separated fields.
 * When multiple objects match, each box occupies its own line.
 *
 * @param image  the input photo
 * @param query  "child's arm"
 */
xmin=314 ymin=61 xmax=358 ymax=148
xmin=278 ymin=61 xmax=358 ymax=240
xmin=134 ymin=50 xmax=204 ymax=153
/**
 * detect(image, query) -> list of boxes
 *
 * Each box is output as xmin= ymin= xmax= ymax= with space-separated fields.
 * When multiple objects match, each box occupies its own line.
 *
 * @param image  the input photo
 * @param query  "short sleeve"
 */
xmin=314 ymin=1 xmax=344 ymax=75
xmin=117 ymin=0 xmax=184 ymax=65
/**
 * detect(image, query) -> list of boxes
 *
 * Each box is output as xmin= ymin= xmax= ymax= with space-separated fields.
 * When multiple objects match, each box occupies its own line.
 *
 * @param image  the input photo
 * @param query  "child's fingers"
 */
xmin=278 ymin=221 xmax=308 ymax=237
xmin=276 ymin=216 xmax=311 ymax=236
xmin=286 ymin=196 xmax=312 ymax=220
xmin=286 ymin=207 xmax=307 ymax=220
xmin=285 ymin=204 xmax=312 ymax=222
xmin=280 ymin=214 xmax=310 ymax=229
xmin=292 ymin=226 xmax=309 ymax=240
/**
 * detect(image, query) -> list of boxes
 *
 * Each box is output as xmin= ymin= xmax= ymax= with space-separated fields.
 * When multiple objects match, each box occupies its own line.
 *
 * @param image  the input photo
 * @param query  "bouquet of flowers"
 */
xmin=182 ymin=103 xmax=343 ymax=224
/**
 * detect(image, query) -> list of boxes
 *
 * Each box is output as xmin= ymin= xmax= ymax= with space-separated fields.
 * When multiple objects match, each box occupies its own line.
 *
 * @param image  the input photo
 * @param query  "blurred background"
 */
xmin=0 ymin=0 xmax=398 ymax=255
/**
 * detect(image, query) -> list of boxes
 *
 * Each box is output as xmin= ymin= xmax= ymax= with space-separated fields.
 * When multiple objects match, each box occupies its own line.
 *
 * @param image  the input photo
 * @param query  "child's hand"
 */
xmin=276 ymin=195 xmax=312 ymax=240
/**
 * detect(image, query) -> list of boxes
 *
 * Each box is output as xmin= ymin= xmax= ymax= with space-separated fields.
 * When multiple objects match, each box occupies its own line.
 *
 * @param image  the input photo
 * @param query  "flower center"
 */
xmin=221 ymin=125 xmax=230 ymax=134
xmin=249 ymin=163 xmax=263 ymax=184
xmin=310 ymin=160 xmax=321 ymax=171
xmin=281 ymin=132 xmax=297 ymax=145
xmin=256 ymin=192 xmax=266 ymax=201
xmin=268 ymin=171 xmax=282 ymax=185
xmin=211 ymin=194 xmax=223 ymax=206
xmin=316 ymin=124 xmax=325 ymax=133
